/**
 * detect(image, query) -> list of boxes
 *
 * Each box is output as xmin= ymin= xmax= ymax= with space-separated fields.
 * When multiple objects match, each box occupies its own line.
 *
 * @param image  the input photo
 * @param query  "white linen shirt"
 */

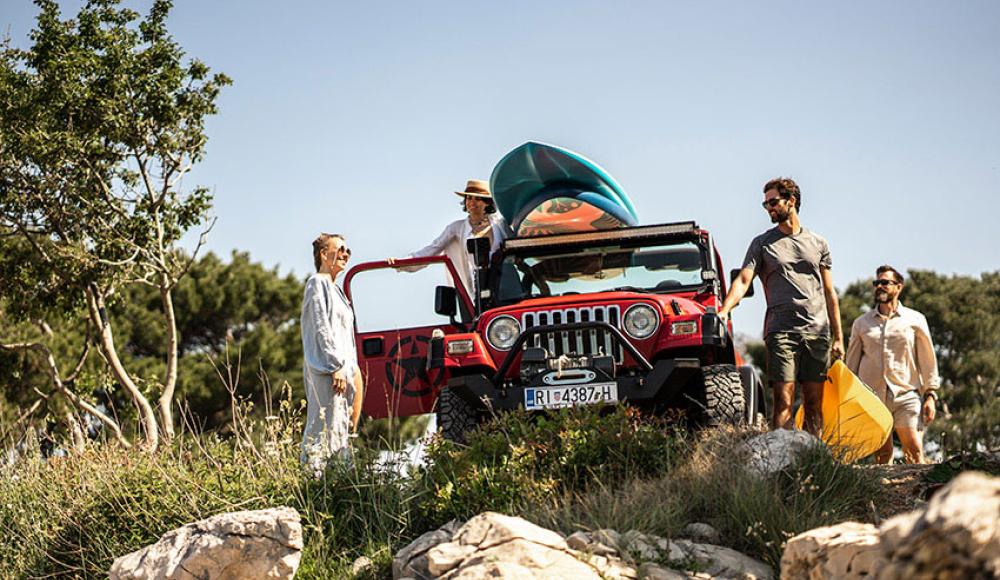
xmin=845 ymin=303 xmax=941 ymax=399
xmin=301 ymin=273 xmax=357 ymax=375
xmin=406 ymin=213 xmax=508 ymax=295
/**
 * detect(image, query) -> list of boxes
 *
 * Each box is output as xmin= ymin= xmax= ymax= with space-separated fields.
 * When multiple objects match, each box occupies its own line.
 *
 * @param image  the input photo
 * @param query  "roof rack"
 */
xmin=503 ymin=221 xmax=700 ymax=251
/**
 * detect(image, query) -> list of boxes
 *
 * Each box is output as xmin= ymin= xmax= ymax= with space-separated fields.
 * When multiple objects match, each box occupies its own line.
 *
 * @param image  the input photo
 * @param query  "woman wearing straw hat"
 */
xmin=388 ymin=179 xmax=510 ymax=300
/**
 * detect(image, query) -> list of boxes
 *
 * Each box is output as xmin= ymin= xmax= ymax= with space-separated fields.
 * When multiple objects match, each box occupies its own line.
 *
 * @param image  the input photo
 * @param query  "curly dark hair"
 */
xmin=459 ymin=196 xmax=497 ymax=214
xmin=763 ymin=177 xmax=801 ymax=212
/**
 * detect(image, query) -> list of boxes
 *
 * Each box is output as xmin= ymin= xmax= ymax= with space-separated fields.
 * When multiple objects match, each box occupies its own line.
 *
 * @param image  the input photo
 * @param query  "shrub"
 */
xmin=415 ymin=405 xmax=688 ymax=528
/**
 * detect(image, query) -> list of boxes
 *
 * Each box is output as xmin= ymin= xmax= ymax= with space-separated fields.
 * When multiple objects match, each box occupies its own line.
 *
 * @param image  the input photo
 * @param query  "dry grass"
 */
xmin=2 ymin=404 xmax=884 ymax=578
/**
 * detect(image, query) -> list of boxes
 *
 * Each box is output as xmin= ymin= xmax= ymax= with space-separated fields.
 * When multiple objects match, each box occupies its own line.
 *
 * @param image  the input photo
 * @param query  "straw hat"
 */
xmin=454 ymin=179 xmax=492 ymax=199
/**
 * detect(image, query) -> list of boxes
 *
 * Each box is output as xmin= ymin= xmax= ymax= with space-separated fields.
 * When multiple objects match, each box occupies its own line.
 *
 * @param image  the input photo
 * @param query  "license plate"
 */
xmin=524 ymin=382 xmax=619 ymax=411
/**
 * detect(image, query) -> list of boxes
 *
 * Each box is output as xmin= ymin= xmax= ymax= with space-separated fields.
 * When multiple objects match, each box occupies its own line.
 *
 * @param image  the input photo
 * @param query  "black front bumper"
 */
xmin=448 ymin=357 xmax=702 ymax=412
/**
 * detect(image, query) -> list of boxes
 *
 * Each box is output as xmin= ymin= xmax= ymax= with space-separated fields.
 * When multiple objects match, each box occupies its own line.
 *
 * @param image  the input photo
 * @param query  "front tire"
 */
xmin=688 ymin=364 xmax=747 ymax=428
xmin=436 ymin=387 xmax=482 ymax=443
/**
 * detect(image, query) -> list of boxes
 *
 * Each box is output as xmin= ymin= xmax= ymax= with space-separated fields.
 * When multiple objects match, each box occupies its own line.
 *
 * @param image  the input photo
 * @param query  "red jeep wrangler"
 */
xmin=346 ymin=220 xmax=764 ymax=442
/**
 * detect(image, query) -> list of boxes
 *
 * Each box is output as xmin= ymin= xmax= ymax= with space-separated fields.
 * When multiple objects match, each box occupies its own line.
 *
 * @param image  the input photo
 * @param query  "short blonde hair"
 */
xmin=312 ymin=233 xmax=345 ymax=271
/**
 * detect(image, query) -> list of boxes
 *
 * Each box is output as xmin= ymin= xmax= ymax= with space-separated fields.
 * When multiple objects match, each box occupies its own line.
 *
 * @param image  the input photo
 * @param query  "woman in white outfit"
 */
xmin=388 ymin=180 xmax=509 ymax=299
xmin=300 ymin=233 xmax=364 ymax=471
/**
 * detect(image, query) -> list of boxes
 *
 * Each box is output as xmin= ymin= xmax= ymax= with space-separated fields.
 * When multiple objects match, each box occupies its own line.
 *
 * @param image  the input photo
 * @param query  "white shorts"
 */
xmin=888 ymin=390 xmax=922 ymax=430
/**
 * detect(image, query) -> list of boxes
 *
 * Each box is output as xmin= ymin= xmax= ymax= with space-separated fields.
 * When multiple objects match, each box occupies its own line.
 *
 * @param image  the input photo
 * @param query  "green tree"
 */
xmin=839 ymin=270 xmax=1000 ymax=453
xmin=112 ymin=251 xmax=305 ymax=427
xmin=1 ymin=0 xmax=229 ymax=449
xmin=1 ymin=250 xmax=306 ymax=445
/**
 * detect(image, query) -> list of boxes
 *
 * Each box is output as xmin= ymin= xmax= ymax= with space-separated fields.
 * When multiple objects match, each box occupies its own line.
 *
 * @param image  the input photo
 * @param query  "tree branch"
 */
xmin=0 ymin=397 xmax=45 ymax=447
xmin=173 ymin=216 xmax=216 ymax=290
xmin=64 ymin=324 xmax=92 ymax=383
xmin=84 ymin=160 xmax=130 ymax=221
xmin=0 ymin=341 xmax=132 ymax=449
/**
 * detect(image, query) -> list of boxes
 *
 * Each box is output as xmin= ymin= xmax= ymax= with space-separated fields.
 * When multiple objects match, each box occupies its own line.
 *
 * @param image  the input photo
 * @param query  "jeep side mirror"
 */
xmin=731 ymin=269 xmax=754 ymax=298
xmin=434 ymin=285 xmax=457 ymax=318
xmin=466 ymin=237 xmax=491 ymax=268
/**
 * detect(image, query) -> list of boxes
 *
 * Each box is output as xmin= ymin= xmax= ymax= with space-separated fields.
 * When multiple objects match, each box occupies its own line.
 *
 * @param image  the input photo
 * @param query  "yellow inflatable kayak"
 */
xmin=794 ymin=360 xmax=893 ymax=462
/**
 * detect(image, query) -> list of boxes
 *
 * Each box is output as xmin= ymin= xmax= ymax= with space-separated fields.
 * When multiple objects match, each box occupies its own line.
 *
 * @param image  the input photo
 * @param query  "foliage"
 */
xmin=416 ymin=406 xmax=688 ymax=528
xmin=0 ymin=385 xmax=303 ymax=577
xmin=0 ymin=381 xmax=412 ymax=579
xmin=0 ymin=250 xmax=304 ymax=448
xmin=840 ymin=270 xmax=1000 ymax=452
xmin=0 ymin=0 xmax=228 ymax=317
xmin=112 ymin=250 xmax=305 ymax=427
xmin=1 ymin=0 xmax=230 ymax=448
xmin=1 ymin=400 xmax=893 ymax=578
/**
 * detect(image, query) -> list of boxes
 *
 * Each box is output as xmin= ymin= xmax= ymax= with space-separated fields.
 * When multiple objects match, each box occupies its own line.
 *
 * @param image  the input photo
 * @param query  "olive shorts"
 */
xmin=765 ymin=332 xmax=830 ymax=383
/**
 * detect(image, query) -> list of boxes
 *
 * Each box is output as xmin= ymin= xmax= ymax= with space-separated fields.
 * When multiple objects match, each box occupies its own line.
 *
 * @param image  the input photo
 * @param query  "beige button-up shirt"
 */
xmin=845 ymin=303 xmax=941 ymax=400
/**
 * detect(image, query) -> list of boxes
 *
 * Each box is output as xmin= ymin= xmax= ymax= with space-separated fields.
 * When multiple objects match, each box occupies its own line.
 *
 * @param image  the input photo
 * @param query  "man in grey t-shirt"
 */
xmin=719 ymin=177 xmax=844 ymax=435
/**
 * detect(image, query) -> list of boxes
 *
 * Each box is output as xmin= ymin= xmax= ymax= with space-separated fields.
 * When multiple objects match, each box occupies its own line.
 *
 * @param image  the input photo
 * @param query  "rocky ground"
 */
xmin=866 ymin=463 xmax=936 ymax=520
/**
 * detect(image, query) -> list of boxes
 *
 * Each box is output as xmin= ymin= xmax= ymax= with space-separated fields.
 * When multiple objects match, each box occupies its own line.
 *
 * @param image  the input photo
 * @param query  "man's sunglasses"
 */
xmin=761 ymin=198 xmax=784 ymax=209
xmin=872 ymin=279 xmax=899 ymax=287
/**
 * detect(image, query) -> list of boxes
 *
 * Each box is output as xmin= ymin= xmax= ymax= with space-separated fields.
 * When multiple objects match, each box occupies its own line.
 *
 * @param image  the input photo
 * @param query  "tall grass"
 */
xmin=0 ymin=379 xmax=417 ymax=578
xmin=652 ymin=427 xmax=879 ymax=569
xmin=2 ymin=396 xmax=882 ymax=578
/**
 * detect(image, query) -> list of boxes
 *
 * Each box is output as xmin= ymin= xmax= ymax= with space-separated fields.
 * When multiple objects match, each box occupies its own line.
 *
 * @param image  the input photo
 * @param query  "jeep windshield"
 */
xmin=493 ymin=240 xmax=706 ymax=304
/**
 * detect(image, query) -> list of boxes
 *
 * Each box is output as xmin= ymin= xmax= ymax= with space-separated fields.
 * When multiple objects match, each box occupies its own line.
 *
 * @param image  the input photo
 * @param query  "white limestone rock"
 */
xmin=879 ymin=471 xmax=1000 ymax=579
xmin=109 ymin=507 xmax=303 ymax=580
xmin=742 ymin=429 xmax=823 ymax=478
xmin=780 ymin=521 xmax=884 ymax=579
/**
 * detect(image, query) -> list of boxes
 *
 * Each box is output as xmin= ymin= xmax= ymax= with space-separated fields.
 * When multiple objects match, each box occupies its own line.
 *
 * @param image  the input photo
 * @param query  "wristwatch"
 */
xmin=923 ymin=391 xmax=939 ymax=403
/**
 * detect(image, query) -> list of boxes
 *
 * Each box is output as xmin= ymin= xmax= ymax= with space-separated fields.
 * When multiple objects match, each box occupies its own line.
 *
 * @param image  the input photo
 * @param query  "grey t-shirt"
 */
xmin=742 ymin=227 xmax=832 ymax=337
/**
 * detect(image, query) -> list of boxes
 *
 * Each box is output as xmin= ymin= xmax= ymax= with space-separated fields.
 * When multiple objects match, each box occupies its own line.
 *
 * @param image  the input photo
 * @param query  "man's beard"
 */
xmin=769 ymin=208 xmax=790 ymax=223
xmin=874 ymin=290 xmax=890 ymax=303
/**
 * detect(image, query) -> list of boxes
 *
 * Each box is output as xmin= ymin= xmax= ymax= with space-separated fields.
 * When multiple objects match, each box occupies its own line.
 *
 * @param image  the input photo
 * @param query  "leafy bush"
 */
xmin=415 ymin=405 xmax=688 ymax=527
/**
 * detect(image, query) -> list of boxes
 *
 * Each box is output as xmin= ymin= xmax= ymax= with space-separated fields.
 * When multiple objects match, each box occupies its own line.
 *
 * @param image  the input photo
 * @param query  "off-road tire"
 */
xmin=689 ymin=364 xmax=747 ymax=428
xmin=437 ymin=387 xmax=482 ymax=444
xmin=739 ymin=364 xmax=767 ymax=426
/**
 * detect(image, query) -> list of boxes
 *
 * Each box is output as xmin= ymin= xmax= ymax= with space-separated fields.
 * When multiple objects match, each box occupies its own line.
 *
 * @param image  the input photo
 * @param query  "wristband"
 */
xmin=923 ymin=391 xmax=939 ymax=403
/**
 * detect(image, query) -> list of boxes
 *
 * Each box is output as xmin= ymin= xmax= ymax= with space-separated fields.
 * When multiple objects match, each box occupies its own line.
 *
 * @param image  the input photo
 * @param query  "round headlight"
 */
xmin=486 ymin=315 xmax=521 ymax=350
xmin=623 ymin=304 xmax=659 ymax=339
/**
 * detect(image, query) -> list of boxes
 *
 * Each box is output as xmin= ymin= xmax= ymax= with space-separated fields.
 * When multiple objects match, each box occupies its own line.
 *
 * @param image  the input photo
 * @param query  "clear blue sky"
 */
xmin=5 ymin=1 xmax=1000 ymax=336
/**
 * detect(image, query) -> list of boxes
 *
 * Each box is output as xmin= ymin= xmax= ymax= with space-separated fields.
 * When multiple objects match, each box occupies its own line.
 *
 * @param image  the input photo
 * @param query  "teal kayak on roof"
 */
xmin=490 ymin=142 xmax=639 ymax=237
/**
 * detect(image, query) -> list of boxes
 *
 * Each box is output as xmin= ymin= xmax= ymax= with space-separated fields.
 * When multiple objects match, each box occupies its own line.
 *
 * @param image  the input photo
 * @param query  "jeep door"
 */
xmin=344 ymin=256 xmax=475 ymax=419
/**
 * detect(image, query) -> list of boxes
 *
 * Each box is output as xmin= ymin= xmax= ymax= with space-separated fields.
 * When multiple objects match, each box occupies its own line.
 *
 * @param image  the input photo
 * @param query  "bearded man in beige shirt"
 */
xmin=845 ymin=265 xmax=940 ymax=464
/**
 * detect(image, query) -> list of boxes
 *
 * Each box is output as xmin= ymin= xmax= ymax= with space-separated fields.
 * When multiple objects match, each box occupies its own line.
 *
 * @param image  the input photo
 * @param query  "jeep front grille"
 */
xmin=521 ymin=306 xmax=623 ymax=363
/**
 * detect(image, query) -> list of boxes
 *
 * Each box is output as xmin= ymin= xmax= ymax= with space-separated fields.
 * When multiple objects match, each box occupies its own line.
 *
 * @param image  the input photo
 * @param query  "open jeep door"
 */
xmin=344 ymin=256 xmax=475 ymax=419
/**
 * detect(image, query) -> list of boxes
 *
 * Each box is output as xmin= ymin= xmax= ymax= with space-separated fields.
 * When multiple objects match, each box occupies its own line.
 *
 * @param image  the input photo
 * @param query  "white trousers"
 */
xmin=301 ymin=365 xmax=355 ymax=472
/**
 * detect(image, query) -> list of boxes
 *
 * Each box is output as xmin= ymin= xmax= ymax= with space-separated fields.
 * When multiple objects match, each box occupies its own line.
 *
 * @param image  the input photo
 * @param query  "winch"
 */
xmin=518 ymin=346 xmax=615 ymax=383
